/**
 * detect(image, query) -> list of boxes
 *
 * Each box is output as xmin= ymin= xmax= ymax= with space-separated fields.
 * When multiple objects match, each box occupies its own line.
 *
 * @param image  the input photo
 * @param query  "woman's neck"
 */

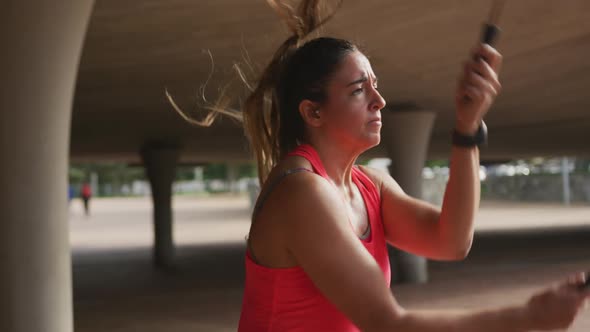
xmin=306 ymin=138 xmax=361 ymax=192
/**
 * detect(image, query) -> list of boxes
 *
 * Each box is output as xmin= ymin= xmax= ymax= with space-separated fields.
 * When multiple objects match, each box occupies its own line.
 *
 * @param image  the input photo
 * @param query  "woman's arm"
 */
xmin=395 ymin=305 xmax=530 ymax=332
xmin=273 ymin=172 xmax=589 ymax=332
xmin=358 ymin=44 xmax=503 ymax=260
xmin=394 ymin=273 xmax=590 ymax=332
xmin=436 ymin=145 xmax=480 ymax=258
xmin=359 ymin=163 xmax=478 ymax=261
xmin=274 ymin=172 xmax=404 ymax=331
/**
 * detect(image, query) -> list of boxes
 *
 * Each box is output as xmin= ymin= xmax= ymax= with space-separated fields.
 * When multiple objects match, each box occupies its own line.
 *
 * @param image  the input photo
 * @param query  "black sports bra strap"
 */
xmin=251 ymin=167 xmax=314 ymax=219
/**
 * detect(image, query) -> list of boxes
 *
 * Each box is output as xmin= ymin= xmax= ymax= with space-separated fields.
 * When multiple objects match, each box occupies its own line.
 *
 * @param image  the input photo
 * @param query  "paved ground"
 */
xmin=69 ymin=195 xmax=590 ymax=331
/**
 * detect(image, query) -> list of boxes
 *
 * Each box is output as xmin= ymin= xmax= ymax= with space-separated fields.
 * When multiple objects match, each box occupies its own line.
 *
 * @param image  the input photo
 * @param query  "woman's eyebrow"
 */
xmin=346 ymin=75 xmax=378 ymax=87
xmin=346 ymin=76 xmax=367 ymax=87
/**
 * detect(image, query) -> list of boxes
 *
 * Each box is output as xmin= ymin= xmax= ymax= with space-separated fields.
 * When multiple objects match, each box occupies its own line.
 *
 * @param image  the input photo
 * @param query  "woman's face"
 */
xmin=319 ymin=50 xmax=386 ymax=150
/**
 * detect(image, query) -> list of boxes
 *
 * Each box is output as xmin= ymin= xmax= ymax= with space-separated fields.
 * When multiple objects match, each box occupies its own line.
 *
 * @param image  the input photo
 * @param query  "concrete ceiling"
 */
xmin=71 ymin=0 xmax=590 ymax=163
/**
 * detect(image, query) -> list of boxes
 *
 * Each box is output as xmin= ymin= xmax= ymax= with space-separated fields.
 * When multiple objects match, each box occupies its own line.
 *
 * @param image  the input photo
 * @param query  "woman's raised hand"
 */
xmin=525 ymin=272 xmax=590 ymax=330
xmin=455 ymin=43 xmax=503 ymax=135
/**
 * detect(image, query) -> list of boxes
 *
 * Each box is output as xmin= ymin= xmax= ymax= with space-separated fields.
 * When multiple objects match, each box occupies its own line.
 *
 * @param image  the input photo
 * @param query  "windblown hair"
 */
xmin=168 ymin=0 xmax=356 ymax=184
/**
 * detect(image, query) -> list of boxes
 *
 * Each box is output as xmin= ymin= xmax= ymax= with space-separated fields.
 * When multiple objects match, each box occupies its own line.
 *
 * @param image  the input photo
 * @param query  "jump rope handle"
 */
xmin=463 ymin=0 xmax=504 ymax=102
xmin=482 ymin=23 xmax=501 ymax=46
xmin=482 ymin=0 xmax=505 ymax=46
xmin=580 ymin=272 xmax=590 ymax=291
xmin=463 ymin=23 xmax=501 ymax=102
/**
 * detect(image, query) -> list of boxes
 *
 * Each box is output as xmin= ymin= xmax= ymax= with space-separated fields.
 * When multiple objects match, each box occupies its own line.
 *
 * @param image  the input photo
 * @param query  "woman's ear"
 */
xmin=299 ymin=99 xmax=322 ymax=127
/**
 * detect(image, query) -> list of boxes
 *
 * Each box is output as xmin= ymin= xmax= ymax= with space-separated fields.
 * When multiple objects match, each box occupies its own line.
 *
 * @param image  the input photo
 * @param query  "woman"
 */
xmin=175 ymin=1 xmax=589 ymax=330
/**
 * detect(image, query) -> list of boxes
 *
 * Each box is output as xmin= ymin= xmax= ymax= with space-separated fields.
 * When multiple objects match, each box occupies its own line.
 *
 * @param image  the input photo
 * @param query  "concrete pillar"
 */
xmin=141 ymin=144 xmax=180 ymax=268
xmin=0 ymin=2 xmax=94 ymax=331
xmin=381 ymin=109 xmax=436 ymax=284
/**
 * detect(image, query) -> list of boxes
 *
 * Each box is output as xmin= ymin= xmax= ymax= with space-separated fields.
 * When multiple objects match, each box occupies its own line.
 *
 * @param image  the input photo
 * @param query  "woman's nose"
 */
xmin=372 ymin=89 xmax=386 ymax=111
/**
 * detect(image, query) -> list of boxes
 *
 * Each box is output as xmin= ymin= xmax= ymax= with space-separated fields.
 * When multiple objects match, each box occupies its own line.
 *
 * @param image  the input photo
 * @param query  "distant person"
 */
xmin=80 ymin=182 xmax=92 ymax=216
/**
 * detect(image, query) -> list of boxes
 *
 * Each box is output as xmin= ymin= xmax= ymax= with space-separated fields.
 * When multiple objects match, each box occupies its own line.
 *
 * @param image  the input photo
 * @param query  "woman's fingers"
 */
xmin=455 ymin=43 xmax=503 ymax=119
xmin=458 ymin=62 xmax=499 ymax=101
xmin=575 ymin=272 xmax=590 ymax=300
xmin=472 ymin=43 xmax=503 ymax=73
xmin=558 ymin=272 xmax=590 ymax=309
xmin=469 ymin=59 xmax=502 ymax=93
xmin=561 ymin=272 xmax=587 ymax=289
xmin=457 ymin=83 xmax=483 ymax=102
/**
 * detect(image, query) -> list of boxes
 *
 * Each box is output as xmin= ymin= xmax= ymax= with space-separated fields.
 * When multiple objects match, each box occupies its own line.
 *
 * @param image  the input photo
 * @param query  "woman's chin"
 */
xmin=360 ymin=133 xmax=381 ymax=150
xmin=369 ymin=131 xmax=381 ymax=144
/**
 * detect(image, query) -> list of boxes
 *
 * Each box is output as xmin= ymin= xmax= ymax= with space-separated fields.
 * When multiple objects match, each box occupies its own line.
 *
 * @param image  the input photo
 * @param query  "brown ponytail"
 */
xmin=243 ymin=0 xmax=345 ymax=184
xmin=169 ymin=0 xmax=349 ymax=185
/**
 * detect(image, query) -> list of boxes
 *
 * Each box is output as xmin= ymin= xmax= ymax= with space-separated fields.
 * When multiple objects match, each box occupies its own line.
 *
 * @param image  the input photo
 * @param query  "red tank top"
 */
xmin=238 ymin=144 xmax=391 ymax=332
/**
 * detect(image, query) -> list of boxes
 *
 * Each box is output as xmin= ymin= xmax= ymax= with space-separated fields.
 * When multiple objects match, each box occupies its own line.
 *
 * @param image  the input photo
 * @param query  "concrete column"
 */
xmin=381 ymin=109 xmax=437 ymax=284
xmin=141 ymin=144 xmax=180 ymax=268
xmin=0 ymin=2 xmax=94 ymax=331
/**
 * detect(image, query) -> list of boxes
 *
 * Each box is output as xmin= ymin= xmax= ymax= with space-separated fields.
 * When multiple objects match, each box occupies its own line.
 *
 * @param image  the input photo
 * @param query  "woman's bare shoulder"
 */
xmin=356 ymin=165 xmax=384 ymax=190
xmin=260 ymin=156 xmax=316 ymax=195
xmin=256 ymin=155 xmax=330 ymax=220
xmin=264 ymin=157 xmax=326 ymax=201
xmin=357 ymin=165 xmax=404 ymax=196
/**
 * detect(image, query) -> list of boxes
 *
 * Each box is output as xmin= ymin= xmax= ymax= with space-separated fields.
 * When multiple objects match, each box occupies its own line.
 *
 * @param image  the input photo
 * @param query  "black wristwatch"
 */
xmin=452 ymin=121 xmax=488 ymax=147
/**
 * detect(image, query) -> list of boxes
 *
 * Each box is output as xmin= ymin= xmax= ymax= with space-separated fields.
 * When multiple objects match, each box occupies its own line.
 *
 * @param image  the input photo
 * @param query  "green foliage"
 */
xmin=203 ymin=163 xmax=228 ymax=180
xmin=68 ymin=167 xmax=86 ymax=183
xmin=176 ymin=167 xmax=197 ymax=181
xmin=426 ymin=159 xmax=449 ymax=168
xmin=69 ymin=163 xmax=146 ymax=196
xmin=200 ymin=163 xmax=257 ymax=180
xmin=574 ymin=159 xmax=590 ymax=174
xmin=237 ymin=163 xmax=257 ymax=178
